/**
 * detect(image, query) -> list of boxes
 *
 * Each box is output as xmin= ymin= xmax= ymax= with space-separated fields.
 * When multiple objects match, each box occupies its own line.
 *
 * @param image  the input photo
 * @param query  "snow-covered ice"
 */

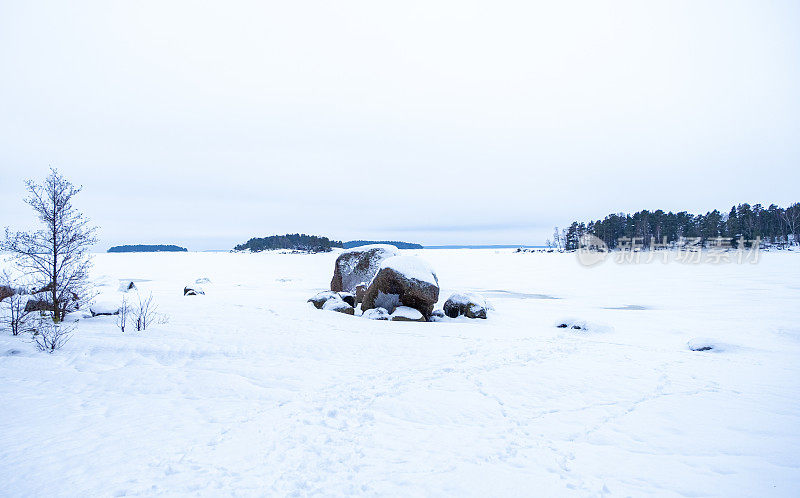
xmin=1 ymin=249 xmax=799 ymax=496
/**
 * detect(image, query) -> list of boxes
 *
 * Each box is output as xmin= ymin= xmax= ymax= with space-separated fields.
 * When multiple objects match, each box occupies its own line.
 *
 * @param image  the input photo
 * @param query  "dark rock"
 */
xmin=443 ymin=292 xmax=488 ymax=319
xmin=184 ymin=286 xmax=205 ymax=296
xmin=355 ymin=283 xmax=368 ymax=304
xmin=119 ymin=281 xmax=137 ymax=292
xmin=0 ymin=285 xmax=14 ymax=302
xmin=338 ymin=292 xmax=356 ymax=307
xmin=330 ymin=245 xmax=398 ymax=294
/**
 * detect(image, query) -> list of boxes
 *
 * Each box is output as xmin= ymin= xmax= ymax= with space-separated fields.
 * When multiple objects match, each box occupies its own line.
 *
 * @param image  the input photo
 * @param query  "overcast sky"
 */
xmin=1 ymin=1 xmax=799 ymax=250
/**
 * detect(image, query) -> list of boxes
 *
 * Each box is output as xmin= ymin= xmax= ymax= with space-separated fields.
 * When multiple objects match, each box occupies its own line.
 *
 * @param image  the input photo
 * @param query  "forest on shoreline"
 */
xmin=556 ymin=202 xmax=800 ymax=250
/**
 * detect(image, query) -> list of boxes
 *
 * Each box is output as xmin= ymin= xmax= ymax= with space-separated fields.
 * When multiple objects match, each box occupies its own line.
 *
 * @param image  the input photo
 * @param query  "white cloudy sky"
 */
xmin=1 ymin=1 xmax=798 ymax=250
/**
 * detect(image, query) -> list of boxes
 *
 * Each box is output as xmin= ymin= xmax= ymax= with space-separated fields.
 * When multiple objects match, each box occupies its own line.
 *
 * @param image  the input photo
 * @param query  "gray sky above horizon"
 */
xmin=2 ymin=0 xmax=799 ymax=250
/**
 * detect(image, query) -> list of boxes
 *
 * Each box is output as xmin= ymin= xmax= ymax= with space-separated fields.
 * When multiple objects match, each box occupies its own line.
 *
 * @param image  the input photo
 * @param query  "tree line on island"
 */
xmin=233 ymin=235 xmax=424 ymax=253
xmin=108 ymin=244 xmax=188 ymax=253
xmin=552 ymin=202 xmax=800 ymax=251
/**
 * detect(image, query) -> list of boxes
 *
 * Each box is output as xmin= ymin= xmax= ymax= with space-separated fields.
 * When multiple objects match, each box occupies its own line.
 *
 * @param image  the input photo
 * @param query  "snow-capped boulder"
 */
xmin=322 ymin=298 xmax=355 ymax=315
xmin=195 ymin=277 xmax=211 ymax=284
xmin=24 ymin=290 xmax=80 ymax=313
xmin=90 ymin=299 xmax=121 ymax=317
xmin=338 ymin=292 xmax=356 ymax=307
xmin=118 ymin=281 xmax=137 ymax=292
xmin=184 ymin=286 xmax=205 ymax=296
xmin=687 ymin=338 xmax=725 ymax=352
xmin=362 ymin=307 xmax=390 ymax=320
xmin=330 ymin=245 xmax=398 ymax=294
xmin=0 ymin=285 xmax=14 ymax=302
xmin=390 ymin=306 xmax=425 ymax=322
xmin=308 ymin=291 xmax=342 ymax=309
xmin=443 ymin=292 xmax=489 ymax=319
xmin=361 ymin=255 xmax=439 ymax=319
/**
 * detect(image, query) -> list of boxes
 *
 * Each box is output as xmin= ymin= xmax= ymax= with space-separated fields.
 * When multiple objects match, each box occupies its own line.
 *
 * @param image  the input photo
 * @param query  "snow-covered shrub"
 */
xmin=2 ymin=293 xmax=33 ymax=336
xmin=133 ymin=292 xmax=168 ymax=331
xmin=32 ymin=317 xmax=74 ymax=353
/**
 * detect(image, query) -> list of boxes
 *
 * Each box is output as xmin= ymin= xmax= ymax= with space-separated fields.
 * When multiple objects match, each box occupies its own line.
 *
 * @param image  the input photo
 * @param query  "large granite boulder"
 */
xmin=361 ymin=255 xmax=439 ymax=319
xmin=443 ymin=292 xmax=489 ymax=319
xmin=330 ymin=245 xmax=398 ymax=294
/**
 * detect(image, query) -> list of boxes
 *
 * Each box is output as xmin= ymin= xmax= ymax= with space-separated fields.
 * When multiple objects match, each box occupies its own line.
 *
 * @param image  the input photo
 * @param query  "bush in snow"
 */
xmin=1 ymin=293 xmax=34 ymax=336
xmin=0 ymin=272 xmax=33 ymax=336
xmin=133 ymin=292 xmax=168 ymax=331
xmin=32 ymin=317 xmax=74 ymax=353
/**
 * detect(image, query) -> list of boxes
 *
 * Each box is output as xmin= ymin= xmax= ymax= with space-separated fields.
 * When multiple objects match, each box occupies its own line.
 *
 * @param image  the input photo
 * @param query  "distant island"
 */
xmin=234 ymin=234 xmax=343 ymax=253
xmin=108 ymin=244 xmax=188 ymax=253
xmin=343 ymin=240 xmax=423 ymax=249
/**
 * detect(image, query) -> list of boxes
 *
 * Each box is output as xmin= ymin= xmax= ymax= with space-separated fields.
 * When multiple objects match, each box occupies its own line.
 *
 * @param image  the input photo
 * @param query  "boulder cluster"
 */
xmin=308 ymin=244 xmax=490 ymax=322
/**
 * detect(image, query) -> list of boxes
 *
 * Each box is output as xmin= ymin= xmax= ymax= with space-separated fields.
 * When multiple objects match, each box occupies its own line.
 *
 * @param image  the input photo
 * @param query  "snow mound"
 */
xmin=322 ymin=298 xmax=354 ymax=315
xmin=362 ymin=307 xmax=390 ymax=320
xmin=118 ymin=281 xmax=137 ymax=292
xmin=688 ymin=338 xmax=727 ymax=352
xmin=90 ymin=298 xmax=121 ymax=316
xmin=390 ymin=306 xmax=425 ymax=322
xmin=555 ymin=318 xmax=613 ymax=333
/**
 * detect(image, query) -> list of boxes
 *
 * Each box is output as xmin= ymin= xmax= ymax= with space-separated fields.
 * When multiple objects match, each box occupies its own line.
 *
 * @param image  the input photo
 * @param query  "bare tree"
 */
xmin=552 ymin=227 xmax=563 ymax=251
xmin=133 ymin=292 xmax=168 ymax=331
xmin=782 ymin=203 xmax=800 ymax=246
xmin=116 ymin=294 xmax=131 ymax=333
xmin=3 ymin=295 xmax=34 ymax=336
xmin=3 ymin=168 xmax=97 ymax=322
xmin=32 ymin=317 xmax=74 ymax=353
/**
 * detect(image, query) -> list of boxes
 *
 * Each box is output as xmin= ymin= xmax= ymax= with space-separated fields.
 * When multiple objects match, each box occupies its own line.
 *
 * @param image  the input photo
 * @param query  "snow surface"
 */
xmin=1 ymin=249 xmax=799 ymax=496
xmin=378 ymin=255 xmax=438 ymax=285
xmin=89 ymin=297 xmax=121 ymax=316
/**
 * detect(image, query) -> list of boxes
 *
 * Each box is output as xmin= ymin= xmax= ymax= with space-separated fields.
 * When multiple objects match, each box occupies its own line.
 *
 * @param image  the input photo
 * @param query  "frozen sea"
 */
xmin=1 ymin=249 xmax=799 ymax=496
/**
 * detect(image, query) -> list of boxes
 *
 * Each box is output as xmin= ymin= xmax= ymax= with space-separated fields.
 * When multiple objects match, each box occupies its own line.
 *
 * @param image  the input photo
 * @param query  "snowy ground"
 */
xmin=1 ymin=249 xmax=799 ymax=496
